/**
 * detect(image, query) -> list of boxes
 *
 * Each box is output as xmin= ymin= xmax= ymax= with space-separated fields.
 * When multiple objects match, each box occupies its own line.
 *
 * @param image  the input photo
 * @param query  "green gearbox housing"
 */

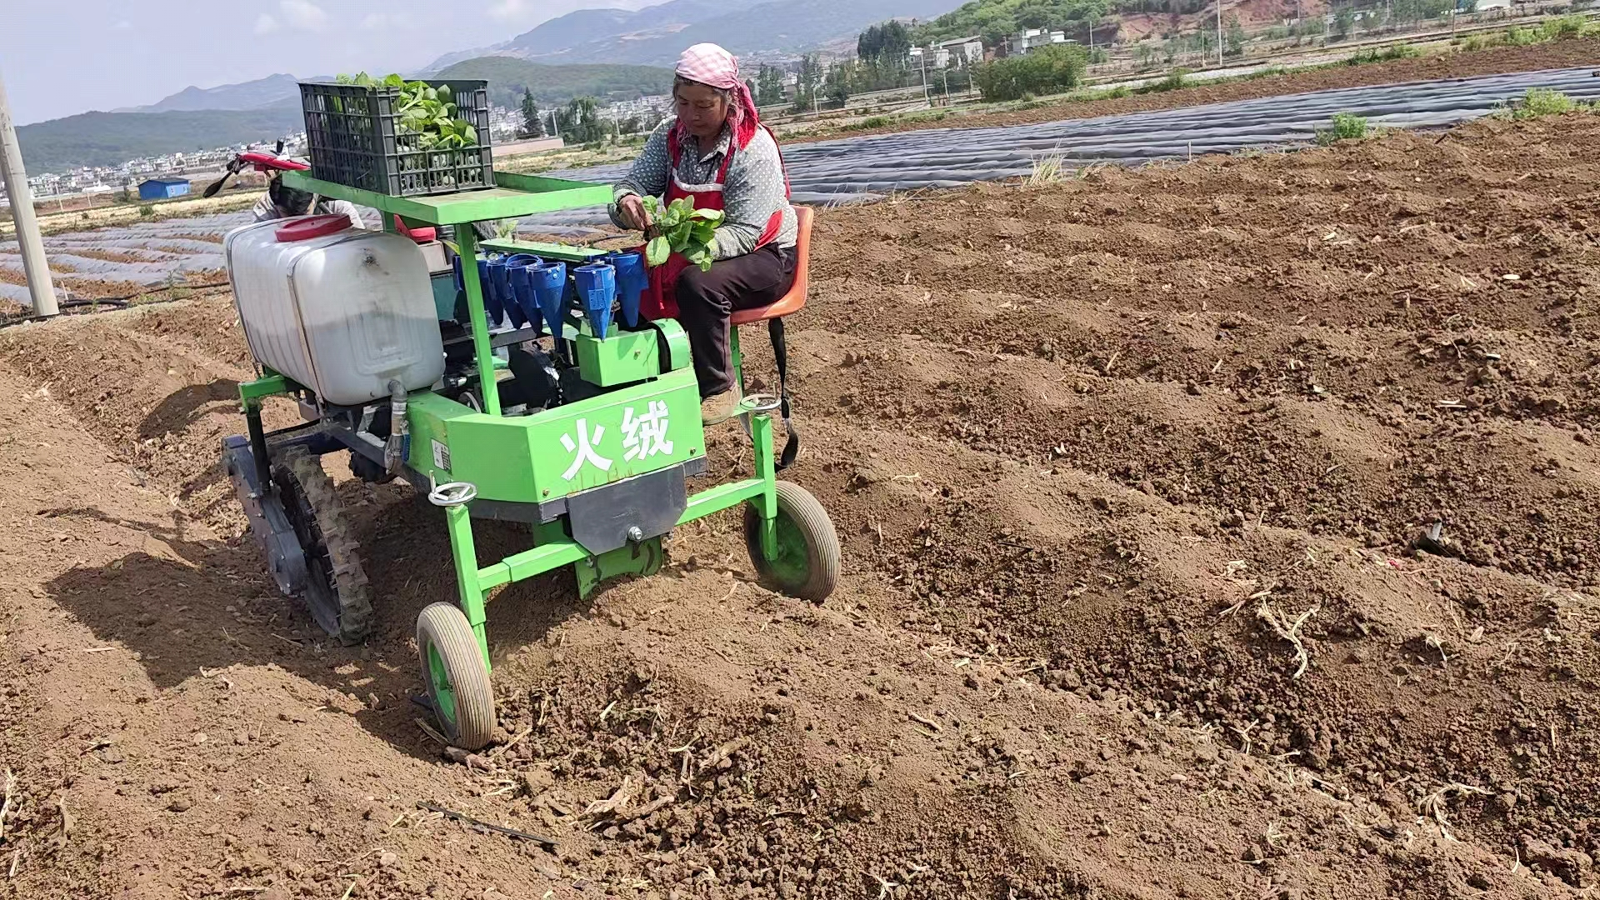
xmin=407 ymin=326 xmax=701 ymax=507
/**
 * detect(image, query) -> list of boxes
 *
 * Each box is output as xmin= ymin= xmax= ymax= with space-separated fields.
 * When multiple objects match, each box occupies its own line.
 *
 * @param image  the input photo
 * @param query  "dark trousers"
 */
xmin=676 ymin=244 xmax=796 ymax=398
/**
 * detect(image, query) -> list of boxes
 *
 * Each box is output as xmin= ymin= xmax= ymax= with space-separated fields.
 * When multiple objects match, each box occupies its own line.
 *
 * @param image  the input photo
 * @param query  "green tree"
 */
xmin=824 ymin=61 xmax=854 ymax=108
xmin=557 ymin=96 xmax=604 ymax=144
xmin=938 ymin=57 xmax=971 ymax=95
xmin=520 ymin=88 xmax=545 ymax=138
xmin=857 ymin=21 xmax=913 ymax=64
xmin=756 ymin=65 xmax=786 ymax=106
xmin=1333 ymin=6 xmax=1355 ymax=39
xmin=1224 ymin=15 xmax=1246 ymax=56
xmin=792 ymin=54 xmax=823 ymax=113
xmin=1074 ymin=0 xmax=1110 ymax=47
xmin=973 ymin=43 xmax=1087 ymax=101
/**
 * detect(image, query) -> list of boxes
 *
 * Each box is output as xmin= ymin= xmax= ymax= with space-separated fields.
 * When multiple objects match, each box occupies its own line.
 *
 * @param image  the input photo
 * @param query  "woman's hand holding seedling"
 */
xmin=617 ymin=195 xmax=652 ymax=232
xmin=639 ymin=196 xmax=724 ymax=273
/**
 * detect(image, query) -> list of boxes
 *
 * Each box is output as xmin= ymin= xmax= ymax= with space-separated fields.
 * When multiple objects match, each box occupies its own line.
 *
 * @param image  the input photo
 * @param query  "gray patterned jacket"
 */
xmin=610 ymin=118 xmax=797 ymax=260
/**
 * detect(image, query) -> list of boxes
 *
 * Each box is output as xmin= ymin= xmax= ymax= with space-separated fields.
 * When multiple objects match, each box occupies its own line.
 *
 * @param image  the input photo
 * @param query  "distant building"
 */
xmin=138 ymin=178 xmax=190 ymax=201
xmin=938 ymin=36 xmax=985 ymax=65
xmin=912 ymin=38 xmax=984 ymax=69
xmin=1008 ymin=29 xmax=1071 ymax=55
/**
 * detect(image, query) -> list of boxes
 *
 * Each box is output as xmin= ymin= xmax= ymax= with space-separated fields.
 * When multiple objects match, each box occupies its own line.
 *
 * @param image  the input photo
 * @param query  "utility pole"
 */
xmin=918 ymin=49 xmax=929 ymax=106
xmin=0 ymin=64 xmax=57 ymax=316
xmin=1216 ymin=0 xmax=1224 ymax=65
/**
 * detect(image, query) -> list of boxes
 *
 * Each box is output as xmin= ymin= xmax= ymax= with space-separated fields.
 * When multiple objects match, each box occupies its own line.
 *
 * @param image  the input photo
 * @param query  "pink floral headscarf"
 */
xmin=673 ymin=42 xmax=761 ymax=150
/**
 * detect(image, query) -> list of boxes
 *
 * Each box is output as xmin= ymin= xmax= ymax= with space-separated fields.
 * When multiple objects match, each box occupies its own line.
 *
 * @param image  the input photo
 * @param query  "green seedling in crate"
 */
xmin=337 ymin=73 xmax=479 ymax=152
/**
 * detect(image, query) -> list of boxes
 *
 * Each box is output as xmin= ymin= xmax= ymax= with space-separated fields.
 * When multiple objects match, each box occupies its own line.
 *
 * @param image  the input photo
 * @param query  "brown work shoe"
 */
xmin=700 ymin=392 xmax=741 ymax=425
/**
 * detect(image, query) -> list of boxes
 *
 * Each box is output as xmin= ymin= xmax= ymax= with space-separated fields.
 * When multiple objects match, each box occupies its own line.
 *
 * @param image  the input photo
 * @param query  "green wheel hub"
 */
xmin=426 ymin=644 xmax=459 ymax=729
xmin=743 ymin=480 xmax=841 ymax=603
xmin=764 ymin=513 xmax=813 ymax=586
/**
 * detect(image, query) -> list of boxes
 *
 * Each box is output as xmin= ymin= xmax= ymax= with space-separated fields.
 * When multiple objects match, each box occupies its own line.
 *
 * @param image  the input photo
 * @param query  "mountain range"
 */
xmin=19 ymin=0 xmax=962 ymax=175
xmin=431 ymin=0 xmax=960 ymax=68
xmin=114 ymin=74 xmax=306 ymax=113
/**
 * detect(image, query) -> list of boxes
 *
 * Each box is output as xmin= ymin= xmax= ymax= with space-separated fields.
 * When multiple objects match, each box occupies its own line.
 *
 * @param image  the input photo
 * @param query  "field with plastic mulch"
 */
xmin=0 ymin=112 xmax=1596 ymax=899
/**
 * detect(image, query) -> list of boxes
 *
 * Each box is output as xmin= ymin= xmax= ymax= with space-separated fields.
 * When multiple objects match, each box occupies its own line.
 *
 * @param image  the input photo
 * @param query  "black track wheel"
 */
xmin=415 ymin=603 xmax=495 ymax=751
xmin=271 ymin=450 xmax=374 ymax=644
xmin=742 ymin=481 xmax=841 ymax=603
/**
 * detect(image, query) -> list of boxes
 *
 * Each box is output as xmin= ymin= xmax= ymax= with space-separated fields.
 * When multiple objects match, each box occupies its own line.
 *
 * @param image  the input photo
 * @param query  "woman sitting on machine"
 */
xmin=611 ymin=42 xmax=797 ymax=424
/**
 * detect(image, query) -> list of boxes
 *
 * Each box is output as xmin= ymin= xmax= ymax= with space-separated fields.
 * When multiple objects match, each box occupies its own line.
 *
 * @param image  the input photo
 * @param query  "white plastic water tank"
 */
xmin=225 ymin=214 xmax=445 ymax=406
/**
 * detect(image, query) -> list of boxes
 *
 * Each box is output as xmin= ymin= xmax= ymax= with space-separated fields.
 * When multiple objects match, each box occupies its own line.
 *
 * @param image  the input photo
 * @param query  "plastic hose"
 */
xmin=383 ymin=379 xmax=410 ymax=474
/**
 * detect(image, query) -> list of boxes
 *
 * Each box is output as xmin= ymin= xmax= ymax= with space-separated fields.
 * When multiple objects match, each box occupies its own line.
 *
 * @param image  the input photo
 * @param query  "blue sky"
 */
xmin=2 ymin=0 xmax=627 ymax=125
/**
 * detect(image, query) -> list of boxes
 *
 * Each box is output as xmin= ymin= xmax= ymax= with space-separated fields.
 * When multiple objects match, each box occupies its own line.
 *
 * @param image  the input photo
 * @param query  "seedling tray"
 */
xmin=300 ymin=79 xmax=495 ymax=198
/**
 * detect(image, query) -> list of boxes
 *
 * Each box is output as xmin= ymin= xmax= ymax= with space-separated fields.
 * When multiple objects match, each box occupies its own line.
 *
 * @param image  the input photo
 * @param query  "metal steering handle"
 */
xmin=428 ymin=481 xmax=479 ymax=508
xmin=740 ymin=393 xmax=783 ymax=416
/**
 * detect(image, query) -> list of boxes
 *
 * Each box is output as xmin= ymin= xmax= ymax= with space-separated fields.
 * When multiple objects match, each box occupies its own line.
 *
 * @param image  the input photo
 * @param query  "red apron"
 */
xmin=640 ymin=126 xmax=790 ymax=321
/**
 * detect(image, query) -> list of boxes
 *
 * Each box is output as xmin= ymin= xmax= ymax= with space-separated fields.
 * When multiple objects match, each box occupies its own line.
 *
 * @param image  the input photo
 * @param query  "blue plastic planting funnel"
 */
xmin=486 ymin=256 xmax=512 ymax=327
xmin=505 ymin=255 xmax=543 ymax=335
xmin=611 ymin=251 xmax=646 ymax=329
xmin=530 ymin=262 xmax=567 ymax=340
xmin=574 ymin=262 xmax=617 ymax=339
xmin=502 ymin=276 xmax=527 ymax=328
xmin=474 ymin=257 xmax=505 ymax=327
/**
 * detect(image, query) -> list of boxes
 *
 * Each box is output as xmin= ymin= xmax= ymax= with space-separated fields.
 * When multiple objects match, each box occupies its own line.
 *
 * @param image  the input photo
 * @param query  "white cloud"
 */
xmin=280 ymin=0 xmax=330 ymax=32
xmin=254 ymin=13 xmax=280 ymax=35
xmin=112 ymin=20 xmax=133 ymax=31
xmin=361 ymin=12 xmax=417 ymax=30
xmin=488 ymin=0 xmax=530 ymax=21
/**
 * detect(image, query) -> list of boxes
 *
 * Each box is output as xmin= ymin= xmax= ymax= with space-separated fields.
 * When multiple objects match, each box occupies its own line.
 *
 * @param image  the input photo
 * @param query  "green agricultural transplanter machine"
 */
xmin=221 ymin=157 xmax=838 ymax=750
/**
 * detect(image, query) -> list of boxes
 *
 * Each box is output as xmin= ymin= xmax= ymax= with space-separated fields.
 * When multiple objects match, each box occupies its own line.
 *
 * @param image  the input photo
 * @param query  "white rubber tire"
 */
xmin=415 ymin=602 xmax=495 ymax=751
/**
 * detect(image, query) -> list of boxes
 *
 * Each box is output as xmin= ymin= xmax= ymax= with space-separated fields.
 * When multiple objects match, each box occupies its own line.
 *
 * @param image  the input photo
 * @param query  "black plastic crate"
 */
xmin=299 ymin=80 xmax=495 ymax=198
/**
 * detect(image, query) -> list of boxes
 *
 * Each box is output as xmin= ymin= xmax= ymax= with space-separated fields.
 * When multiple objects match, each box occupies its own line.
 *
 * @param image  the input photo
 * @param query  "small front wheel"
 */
xmin=415 ymin=603 xmax=495 ymax=751
xmin=743 ymin=481 xmax=841 ymax=603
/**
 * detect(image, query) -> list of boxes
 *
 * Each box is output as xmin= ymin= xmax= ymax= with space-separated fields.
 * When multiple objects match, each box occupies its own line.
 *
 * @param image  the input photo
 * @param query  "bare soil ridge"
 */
xmin=0 ymin=113 xmax=1596 ymax=898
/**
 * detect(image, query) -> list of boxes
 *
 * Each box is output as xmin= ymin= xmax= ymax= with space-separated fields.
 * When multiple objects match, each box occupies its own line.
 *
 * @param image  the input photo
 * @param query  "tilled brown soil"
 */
xmin=1 ymin=113 xmax=1597 ymax=899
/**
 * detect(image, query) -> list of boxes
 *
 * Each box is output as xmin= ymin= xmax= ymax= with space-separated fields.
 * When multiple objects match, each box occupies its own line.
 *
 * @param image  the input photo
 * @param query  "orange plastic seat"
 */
xmin=731 ymin=206 xmax=812 ymax=326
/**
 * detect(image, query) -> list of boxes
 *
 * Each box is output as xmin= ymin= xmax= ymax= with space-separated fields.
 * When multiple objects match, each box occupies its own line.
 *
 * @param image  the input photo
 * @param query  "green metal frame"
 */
xmin=260 ymin=169 xmax=785 ymax=671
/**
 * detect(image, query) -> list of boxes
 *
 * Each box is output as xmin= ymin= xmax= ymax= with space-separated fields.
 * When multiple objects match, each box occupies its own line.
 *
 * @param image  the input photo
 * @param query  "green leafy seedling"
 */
xmin=639 ymin=195 xmax=723 ymax=272
xmin=335 ymin=74 xmax=480 ymax=155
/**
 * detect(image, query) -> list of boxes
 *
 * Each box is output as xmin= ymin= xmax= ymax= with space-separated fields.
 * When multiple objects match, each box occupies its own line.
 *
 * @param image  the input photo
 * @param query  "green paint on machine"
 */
xmin=406 ymin=367 xmax=704 ymax=503
xmin=575 ymin=330 xmax=661 ymax=387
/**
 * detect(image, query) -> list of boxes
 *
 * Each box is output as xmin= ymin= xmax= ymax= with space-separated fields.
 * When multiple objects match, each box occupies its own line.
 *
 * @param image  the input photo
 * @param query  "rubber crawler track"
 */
xmin=281 ymin=450 xmax=375 ymax=644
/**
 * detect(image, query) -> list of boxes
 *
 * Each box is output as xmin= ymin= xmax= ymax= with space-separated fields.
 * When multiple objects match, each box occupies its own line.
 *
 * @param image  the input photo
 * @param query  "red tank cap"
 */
xmin=276 ymin=214 xmax=352 ymax=243
xmin=393 ymin=214 xmax=437 ymax=244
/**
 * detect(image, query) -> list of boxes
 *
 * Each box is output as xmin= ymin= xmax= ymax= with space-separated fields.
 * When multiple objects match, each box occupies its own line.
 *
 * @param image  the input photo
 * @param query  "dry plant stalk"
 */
xmin=583 ymin=776 xmax=634 ymax=818
xmin=1420 ymin=782 xmax=1492 ymax=841
xmin=1257 ymin=599 xmax=1319 ymax=679
xmin=0 ymin=770 xmax=15 ymax=842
